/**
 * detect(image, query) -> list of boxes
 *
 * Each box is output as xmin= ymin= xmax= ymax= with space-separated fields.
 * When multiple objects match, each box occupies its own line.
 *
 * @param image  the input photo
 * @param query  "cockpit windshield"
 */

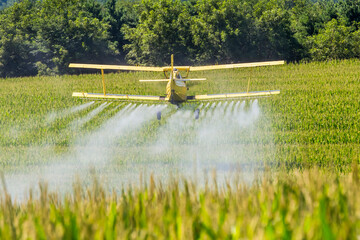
xmin=172 ymin=70 xmax=185 ymax=87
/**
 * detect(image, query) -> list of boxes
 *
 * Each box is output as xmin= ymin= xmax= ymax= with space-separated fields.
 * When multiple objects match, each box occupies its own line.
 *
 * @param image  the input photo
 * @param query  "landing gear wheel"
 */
xmin=157 ymin=111 xmax=161 ymax=120
xmin=194 ymin=108 xmax=200 ymax=120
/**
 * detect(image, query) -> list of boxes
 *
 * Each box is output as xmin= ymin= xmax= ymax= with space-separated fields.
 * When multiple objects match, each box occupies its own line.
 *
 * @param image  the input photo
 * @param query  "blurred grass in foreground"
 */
xmin=1 ymin=164 xmax=360 ymax=239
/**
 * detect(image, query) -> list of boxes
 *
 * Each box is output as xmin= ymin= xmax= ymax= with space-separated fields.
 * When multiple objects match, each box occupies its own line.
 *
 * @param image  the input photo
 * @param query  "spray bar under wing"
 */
xmin=72 ymin=92 xmax=166 ymax=101
xmin=190 ymin=90 xmax=280 ymax=100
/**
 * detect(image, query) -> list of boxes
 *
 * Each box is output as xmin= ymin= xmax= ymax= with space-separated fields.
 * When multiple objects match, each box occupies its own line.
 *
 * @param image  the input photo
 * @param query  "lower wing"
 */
xmin=188 ymin=90 xmax=280 ymax=100
xmin=72 ymin=92 xmax=166 ymax=101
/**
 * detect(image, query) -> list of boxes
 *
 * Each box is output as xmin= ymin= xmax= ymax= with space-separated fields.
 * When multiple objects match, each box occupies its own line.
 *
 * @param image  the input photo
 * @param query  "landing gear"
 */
xmin=194 ymin=108 xmax=200 ymax=120
xmin=157 ymin=111 xmax=161 ymax=120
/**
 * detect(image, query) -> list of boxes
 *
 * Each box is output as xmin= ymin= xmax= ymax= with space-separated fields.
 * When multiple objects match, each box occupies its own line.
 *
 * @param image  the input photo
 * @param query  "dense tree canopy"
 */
xmin=0 ymin=0 xmax=360 ymax=77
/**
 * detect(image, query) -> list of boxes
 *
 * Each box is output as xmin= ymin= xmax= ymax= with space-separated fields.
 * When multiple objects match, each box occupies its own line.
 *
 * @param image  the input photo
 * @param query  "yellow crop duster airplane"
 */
xmin=70 ymin=54 xmax=284 ymax=104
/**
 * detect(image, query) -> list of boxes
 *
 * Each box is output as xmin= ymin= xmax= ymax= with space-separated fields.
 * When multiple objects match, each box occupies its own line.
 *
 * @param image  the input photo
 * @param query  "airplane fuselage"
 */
xmin=166 ymin=71 xmax=188 ymax=103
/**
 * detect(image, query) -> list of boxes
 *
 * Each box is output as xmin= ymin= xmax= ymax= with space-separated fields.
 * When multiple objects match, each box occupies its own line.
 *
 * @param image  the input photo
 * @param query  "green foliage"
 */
xmin=0 ymin=0 xmax=16 ymax=10
xmin=30 ymin=0 xmax=119 ymax=74
xmin=123 ymin=0 xmax=192 ymax=65
xmin=190 ymin=0 xmax=253 ymax=63
xmin=0 ymin=0 xmax=37 ymax=77
xmin=0 ymin=0 xmax=119 ymax=77
xmin=253 ymin=0 xmax=302 ymax=61
xmin=307 ymin=18 xmax=359 ymax=60
xmin=102 ymin=0 xmax=139 ymax=62
xmin=338 ymin=0 xmax=360 ymax=26
xmin=2 ymin=0 xmax=360 ymax=76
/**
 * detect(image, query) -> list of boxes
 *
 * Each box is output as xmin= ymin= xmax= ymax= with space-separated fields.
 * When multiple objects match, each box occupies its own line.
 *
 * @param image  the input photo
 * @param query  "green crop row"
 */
xmin=0 ymin=59 xmax=359 ymax=171
xmin=0 ymin=57 xmax=360 ymax=239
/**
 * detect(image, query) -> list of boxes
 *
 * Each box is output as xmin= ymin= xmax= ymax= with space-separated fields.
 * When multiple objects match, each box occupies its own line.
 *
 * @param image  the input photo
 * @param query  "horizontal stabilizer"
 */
xmin=139 ymin=79 xmax=169 ymax=82
xmin=163 ymin=66 xmax=190 ymax=72
xmin=181 ymin=78 xmax=206 ymax=81
xmin=139 ymin=78 xmax=206 ymax=82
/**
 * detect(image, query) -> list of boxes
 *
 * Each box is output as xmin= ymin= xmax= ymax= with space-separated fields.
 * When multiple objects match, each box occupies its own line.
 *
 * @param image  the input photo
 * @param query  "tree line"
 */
xmin=0 ymin=0 xmax=360 ymax=78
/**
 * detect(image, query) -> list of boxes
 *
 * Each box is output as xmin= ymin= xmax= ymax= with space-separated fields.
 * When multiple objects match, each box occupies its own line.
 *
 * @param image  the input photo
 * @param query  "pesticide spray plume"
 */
xmin=70 ymin=102 xmax=110 ymax=130
xmin=3 ymin=103 xmax=168 ymax=200
xmin=123 ymin=99 xmax=271 ymax=187
xmin=3 ymin=99 xmax=274 ymax=200
xmin=46 ymin=101 xmax=95 ymax=124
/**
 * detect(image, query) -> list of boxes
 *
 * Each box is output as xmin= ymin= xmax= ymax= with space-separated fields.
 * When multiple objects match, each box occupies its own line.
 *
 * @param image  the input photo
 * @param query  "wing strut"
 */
xmin=101 ymin=69 xmax=106 ymax=96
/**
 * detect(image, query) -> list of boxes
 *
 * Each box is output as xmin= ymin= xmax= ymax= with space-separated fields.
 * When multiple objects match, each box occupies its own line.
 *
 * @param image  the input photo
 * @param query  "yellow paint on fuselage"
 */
xmin=165 ymin=70 xmax=188 ymax=102
xmin=165 ymin=55 xmax=188 ymax=103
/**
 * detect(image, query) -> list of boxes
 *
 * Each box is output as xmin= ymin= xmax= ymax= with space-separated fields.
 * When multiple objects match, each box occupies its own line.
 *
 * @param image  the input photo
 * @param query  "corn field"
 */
xmin=0 ymin=59 xmax=359 ymax=238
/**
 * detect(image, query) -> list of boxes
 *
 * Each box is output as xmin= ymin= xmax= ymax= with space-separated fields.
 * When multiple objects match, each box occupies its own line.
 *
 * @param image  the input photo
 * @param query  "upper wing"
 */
xmin=69 ymin=60 xmax=284 ymax=72
xmin=190 ymin=60 xmax=285 ymax=71
xmin=69 ymin=63 xmax=164 ymax=72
